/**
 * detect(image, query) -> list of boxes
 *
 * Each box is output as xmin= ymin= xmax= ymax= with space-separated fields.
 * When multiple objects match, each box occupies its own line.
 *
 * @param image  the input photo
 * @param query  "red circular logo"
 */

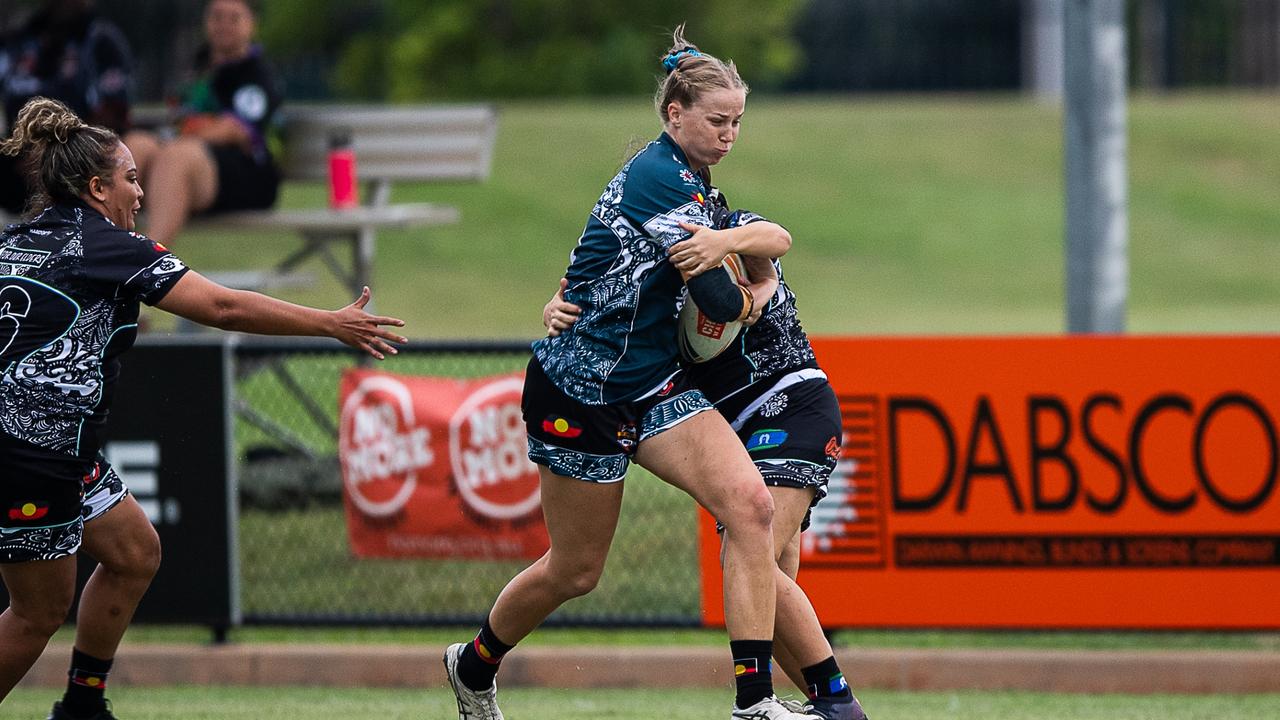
xmin=340 ymin=375 xmax=434 ymax=517
xmin=449 ymin=377 xmax=541 ymax=520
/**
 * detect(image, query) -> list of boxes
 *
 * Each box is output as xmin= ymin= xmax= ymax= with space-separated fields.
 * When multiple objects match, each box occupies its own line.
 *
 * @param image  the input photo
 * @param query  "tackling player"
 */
xmin=544 ymin=198 xmax=870 ymax=720
xmin=0 ymin=97 xmax=405 ymax=719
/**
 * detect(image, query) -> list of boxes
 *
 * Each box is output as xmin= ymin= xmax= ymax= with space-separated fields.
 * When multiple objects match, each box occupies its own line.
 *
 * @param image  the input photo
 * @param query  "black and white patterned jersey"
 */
xmin=684 ymin=209 xmax=821 ymax=420
xmin=0 ymin=200 xmax=188 ymax=458
xmin=533 ymin=132 xmax=714 ymax=404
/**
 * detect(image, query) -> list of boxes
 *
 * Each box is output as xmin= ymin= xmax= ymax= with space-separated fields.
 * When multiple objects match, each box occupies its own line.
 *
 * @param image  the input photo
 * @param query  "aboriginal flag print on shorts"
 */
xmin=8 ymin=501 xmax=50 ymax=522
xmin=542 ymin=415 xmax=583 ymax=438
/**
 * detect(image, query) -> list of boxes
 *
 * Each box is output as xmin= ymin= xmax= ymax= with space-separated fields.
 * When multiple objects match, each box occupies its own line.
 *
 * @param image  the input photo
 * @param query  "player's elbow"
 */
xmin=687 ymin=272 xmax=747 ymax=323
xmin=764 ymin=223 xmax=792 ymax=258
xmin=206 ymin=288 xmax=254 ymax=332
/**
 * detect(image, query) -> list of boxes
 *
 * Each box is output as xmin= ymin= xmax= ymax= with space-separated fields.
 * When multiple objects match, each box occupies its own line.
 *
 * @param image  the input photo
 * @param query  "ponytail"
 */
xmin=654 ymin=23 xmax=748 ymax=123
xmin=1 ymin=97 xmax=121 ymax=216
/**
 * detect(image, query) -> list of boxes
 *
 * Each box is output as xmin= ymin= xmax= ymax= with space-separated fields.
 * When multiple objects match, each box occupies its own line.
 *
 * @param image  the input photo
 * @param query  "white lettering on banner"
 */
xmin=340 ymin=375 xmax=432 ymax=517
xmin=105 ymin=440 xmax=180 ymax=525
xmin=449 ymin=377 xmax=541 ymax=520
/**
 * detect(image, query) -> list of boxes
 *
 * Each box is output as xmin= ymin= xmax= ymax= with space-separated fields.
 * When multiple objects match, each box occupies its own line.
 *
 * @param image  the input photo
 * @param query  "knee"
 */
xmin=10 ymin=586 xmax=74 ymax=637
xmin=154 ymin=138 xmax=209 ymax=174
xmin=547 ymin=557 xmax=606 ymax=600
xmin=101 ymin=525 xmax=162 ymax=582
xmin=721 ymin=483 xmax=775 ymax=538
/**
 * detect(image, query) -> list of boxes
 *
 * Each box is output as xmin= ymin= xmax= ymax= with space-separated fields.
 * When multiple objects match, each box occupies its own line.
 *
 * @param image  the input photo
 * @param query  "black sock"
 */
xmin=63 ymin=648 xmax=112 ymax=718
xmin=730 ymin=639 xmax=774 ymax=709
xmin=802 ymin=656 xmax=853 ymax=700
xmin=456 ymin=616 xmax=515 ymax=692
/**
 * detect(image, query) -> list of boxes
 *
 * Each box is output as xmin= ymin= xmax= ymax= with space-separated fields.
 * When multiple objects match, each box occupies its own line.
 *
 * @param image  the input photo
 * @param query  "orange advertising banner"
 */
xmin=338 ymin=368 xmax=549 ymax=559
xmin=699 ymin=336 xmax=1280 ymax=629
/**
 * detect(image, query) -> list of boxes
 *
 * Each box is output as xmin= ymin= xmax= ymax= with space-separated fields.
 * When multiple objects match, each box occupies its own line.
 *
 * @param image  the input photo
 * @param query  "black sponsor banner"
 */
xmin=0 ymin=339 xmax=236 ymax=628
xmin=92 ymin=338 xmax=237 ymax=626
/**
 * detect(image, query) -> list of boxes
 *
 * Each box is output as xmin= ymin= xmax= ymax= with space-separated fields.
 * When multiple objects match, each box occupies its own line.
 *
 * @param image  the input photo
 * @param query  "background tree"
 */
xmin=256 ymin=0 xmax=804 ymax=100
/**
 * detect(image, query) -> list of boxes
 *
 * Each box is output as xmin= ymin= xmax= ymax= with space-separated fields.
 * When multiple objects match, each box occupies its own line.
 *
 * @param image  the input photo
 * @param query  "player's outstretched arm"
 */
xmin=155 ymin=272 xmax=407 ymax=360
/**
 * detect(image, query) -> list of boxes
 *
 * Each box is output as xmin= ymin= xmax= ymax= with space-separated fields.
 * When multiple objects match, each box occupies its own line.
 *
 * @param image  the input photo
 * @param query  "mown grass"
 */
xmin=159 ymin=92 xmax=1280 ymax=338
xmin=7 ymin=686 xmax=1280 ymax=719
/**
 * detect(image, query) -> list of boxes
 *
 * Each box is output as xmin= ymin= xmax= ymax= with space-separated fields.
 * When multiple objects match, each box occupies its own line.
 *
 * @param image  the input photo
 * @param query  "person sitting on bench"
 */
xmin=124 ymin=0 xmax=280 ymax=246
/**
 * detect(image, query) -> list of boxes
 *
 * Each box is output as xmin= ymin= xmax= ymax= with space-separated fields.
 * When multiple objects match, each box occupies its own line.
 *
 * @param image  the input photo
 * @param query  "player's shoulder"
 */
xmin=82 ymin=214 xmax=167 ymax=254
xmin=626 ymin=135 xmax=702 ymax=197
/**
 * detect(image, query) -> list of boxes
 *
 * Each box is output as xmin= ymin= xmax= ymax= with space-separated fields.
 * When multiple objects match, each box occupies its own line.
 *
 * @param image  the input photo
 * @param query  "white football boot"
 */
xmin=443 ymin=642 xmax=504 ymax=720
xmin=732 ymin=694 xmax=825 ymax=720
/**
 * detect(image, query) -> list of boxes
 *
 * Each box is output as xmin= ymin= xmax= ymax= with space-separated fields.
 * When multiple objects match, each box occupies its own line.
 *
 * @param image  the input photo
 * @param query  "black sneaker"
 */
xmin=47 ymin=699 xmax=118 ymax=720
xmin=808 ymin=695 xmax=868 ymax=720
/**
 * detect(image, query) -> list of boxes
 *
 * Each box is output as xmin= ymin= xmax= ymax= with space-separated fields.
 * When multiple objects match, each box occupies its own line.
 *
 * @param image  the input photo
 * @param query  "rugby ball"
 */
xmin=677 ymin=253 xmax=747 ymax=363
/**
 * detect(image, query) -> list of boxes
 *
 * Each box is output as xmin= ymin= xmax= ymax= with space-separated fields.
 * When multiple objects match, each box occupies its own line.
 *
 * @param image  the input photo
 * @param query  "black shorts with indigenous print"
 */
xmin=0 ymin=434 xmax=130 ymax=563
xmin=724 ymin=377 xmax=843 ymax=531
xmin=522 ymin=357 xmax=714 ymax=483
xmin=1 ymin=434 xmax=87 ymax=563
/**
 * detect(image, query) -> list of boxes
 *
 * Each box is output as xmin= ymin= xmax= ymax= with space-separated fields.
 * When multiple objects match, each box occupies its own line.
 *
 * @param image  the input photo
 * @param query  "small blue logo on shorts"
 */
xmin=746 ymin=429 xmax=787 ymax=452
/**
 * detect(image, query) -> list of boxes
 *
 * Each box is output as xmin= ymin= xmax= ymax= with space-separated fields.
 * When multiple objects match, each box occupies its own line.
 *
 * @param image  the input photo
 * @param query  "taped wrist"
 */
xmin=687 ymin=269 xmax=747 ymax=323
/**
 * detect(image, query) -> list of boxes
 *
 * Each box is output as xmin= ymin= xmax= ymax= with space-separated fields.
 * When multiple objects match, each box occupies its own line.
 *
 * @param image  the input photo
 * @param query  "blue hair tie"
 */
xmin=663 ymin=47 xmax=703 ymax=73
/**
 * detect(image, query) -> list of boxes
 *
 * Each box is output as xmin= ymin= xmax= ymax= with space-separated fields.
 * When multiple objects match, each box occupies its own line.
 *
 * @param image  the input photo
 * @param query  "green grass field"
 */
xmin=6 ymin=686 xmax=1280 ymax=719
xmin=163 ymin=93 xmax=1280 ymax=338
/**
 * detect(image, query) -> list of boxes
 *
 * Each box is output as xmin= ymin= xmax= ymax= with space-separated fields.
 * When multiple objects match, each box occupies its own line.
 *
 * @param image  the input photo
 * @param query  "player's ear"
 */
xmin=87 ymin=175 xmax=108 ymax=203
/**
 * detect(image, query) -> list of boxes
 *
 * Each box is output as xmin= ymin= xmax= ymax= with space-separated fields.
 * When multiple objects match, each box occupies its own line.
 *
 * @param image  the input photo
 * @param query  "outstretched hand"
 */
xmin=332 ymin=287 xmax=407 ymax=360
xmin=669 ymin=221 xmax=732 ymax=277
xmin=543 ymin=278 xmax=581 ymax=337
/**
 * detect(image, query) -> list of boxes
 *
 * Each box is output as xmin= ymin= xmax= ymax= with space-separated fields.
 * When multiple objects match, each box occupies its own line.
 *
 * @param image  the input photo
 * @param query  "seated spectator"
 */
xmin=125 ymin=0 xmax=280 ymax=245
xmin=0 ymin=0 xmax=132 ymax=216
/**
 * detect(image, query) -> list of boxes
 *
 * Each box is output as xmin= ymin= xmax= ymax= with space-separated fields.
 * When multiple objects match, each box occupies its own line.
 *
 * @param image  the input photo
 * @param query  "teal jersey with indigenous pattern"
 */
xmin=533 ymin=132 xmax=713 ymax=405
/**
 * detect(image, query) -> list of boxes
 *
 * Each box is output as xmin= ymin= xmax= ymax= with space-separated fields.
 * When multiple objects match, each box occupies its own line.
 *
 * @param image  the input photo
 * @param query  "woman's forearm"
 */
xmin=723 ymin=221 xmax=791 ymax=259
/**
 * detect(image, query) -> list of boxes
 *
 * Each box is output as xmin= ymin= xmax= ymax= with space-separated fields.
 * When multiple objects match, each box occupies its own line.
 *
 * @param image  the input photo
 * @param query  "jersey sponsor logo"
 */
xmin=8 ymin=501 xmax=49 ymax=521
xmin=541 ymin=415 xmax=583 ymax=439
xmin=0 ymin=246 xmax=51 ymax=267
xmin=825 ymin=435 xmax=841 ymax=460
xmin=233 ymin=84 xmax=269 ymax=121
xmin=746 ymin=428 xmax=788 ymax=452
xmin=759 ymin=392 xmax=789 ymax=418
xmin=616 ymin=422 xmax=638 ymax=453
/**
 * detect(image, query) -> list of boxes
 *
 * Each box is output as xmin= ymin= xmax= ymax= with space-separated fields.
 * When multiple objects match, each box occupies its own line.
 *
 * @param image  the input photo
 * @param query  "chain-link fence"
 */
xmin=230 ymin=338 xmax=701 ymax=627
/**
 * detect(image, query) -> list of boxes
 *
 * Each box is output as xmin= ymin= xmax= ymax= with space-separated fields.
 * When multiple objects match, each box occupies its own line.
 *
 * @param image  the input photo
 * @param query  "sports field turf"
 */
xmin=6 ymin=686 xmax=1280 ymax=719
